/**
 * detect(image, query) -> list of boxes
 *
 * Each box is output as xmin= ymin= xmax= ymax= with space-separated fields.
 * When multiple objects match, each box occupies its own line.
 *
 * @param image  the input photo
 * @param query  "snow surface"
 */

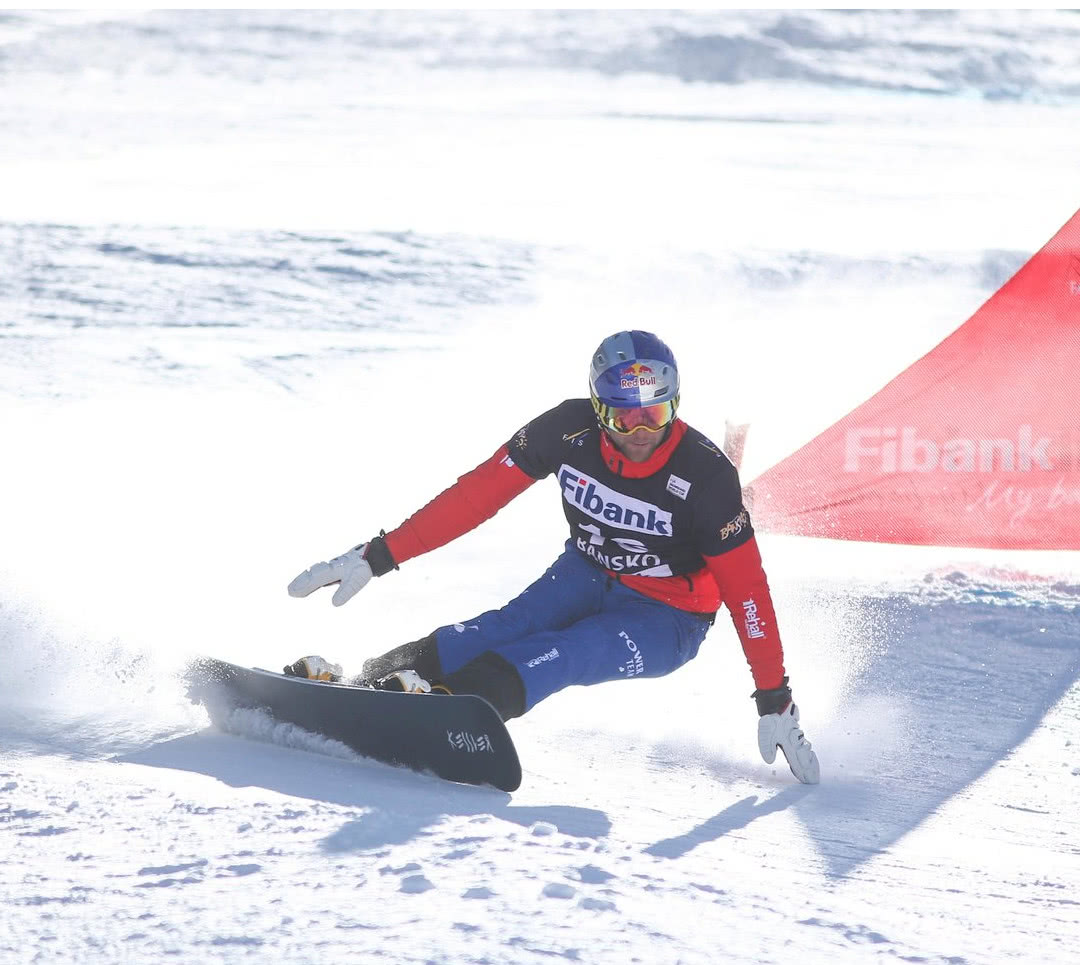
xmin=2 ymin=10 xmax=1079 ymax=964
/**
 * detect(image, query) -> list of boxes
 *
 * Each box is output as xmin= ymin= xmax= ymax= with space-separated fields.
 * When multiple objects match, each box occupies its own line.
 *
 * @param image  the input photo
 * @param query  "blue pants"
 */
xmin=433 ymin=543 xmax=714 ymax=713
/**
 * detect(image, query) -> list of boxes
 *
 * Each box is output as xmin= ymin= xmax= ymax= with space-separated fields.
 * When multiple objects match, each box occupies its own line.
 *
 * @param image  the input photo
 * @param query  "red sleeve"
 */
xmin=383 ymin=445 xmax=537 ymax=566
xmin=704 ymin=536 xmax=786 ymax=691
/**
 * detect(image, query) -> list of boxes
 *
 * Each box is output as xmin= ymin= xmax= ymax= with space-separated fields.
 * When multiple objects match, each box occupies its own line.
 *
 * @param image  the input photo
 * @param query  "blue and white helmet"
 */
xmin=589 ymin=331 xmax=680 ymax=434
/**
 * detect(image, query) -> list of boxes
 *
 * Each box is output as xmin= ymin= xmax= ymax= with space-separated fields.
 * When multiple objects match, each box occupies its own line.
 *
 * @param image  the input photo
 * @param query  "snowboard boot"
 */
xmin=366 ymin=640 xmax=526 ymax=719
xmin=376 ymin=669 xmax=452 ymax=696
xmin=442 ymin=651 xmax=526 ymax=721
xmin=359 ymin=632 xmax=443 ymax=686
xmin=283 ymin=655 xmax=343 ymax=682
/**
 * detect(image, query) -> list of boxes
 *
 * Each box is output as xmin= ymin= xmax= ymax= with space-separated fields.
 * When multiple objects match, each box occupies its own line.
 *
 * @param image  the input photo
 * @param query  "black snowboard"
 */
xmin=185 ymin=657 xmax=522 ymax=792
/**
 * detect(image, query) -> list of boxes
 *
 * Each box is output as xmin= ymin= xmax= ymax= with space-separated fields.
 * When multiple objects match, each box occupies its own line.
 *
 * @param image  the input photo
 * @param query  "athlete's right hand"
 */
xmin=288 ymin=544 xmax=373 ymax=607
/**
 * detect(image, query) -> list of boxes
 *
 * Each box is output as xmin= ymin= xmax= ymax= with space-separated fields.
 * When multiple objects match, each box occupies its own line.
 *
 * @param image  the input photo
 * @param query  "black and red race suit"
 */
xmin=380 ymin=399 xmax=787 ymax=691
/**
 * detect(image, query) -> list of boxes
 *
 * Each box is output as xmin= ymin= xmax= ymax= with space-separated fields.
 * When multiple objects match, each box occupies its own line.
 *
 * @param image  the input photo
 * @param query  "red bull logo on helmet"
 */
xmin=619 ymin=362 xmax=657 ymax=391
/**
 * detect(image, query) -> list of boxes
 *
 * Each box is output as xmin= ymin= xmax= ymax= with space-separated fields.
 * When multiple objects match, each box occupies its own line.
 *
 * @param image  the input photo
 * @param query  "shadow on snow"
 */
xmin=118 ymin=731 xmax=611 ymax=851
xmin=644 ymin=584 xmax=1080 ymax=878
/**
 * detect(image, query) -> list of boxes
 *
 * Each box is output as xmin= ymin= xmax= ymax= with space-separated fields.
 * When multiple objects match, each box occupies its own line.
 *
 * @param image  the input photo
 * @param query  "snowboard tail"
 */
xmin=185 ymin=657 xmax=521 ymax=792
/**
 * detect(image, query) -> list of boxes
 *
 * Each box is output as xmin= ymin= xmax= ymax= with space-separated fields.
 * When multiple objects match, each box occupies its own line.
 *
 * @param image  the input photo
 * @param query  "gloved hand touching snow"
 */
xmin=287 ymin=535 xmax=397 ymax=607
xmin=752 ymin=676 xmax=820 ymax=785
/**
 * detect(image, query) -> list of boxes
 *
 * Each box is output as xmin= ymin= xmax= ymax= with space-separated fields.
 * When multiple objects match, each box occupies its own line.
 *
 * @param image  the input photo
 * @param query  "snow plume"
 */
xmin=0 ymin=595 xmax=195 ymax=759
xmin=214 ymin=707 xmax=364 ymax=764
xmin=597 ymin=560 xmax=1080 ymax=847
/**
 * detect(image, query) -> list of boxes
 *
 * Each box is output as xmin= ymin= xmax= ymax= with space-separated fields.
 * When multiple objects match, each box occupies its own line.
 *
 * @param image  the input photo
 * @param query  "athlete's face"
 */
xmin=604 ymin=424 xmax=667 ymax=462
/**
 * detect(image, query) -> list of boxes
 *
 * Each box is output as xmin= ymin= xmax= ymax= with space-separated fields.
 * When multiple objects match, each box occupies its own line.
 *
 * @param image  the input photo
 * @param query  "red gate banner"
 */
xmin=748 ymin=209 xmax=1080 ymax=549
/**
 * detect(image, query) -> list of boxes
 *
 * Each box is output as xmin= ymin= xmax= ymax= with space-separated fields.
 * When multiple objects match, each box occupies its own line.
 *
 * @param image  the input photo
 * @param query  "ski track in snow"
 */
xmin=3 ymin=9 xmax=1080 ymax=964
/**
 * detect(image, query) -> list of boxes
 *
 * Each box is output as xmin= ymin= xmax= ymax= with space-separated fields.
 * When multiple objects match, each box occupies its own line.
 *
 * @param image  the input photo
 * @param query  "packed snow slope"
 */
xmin=2 ymin=10 xmax=1079 ymax=964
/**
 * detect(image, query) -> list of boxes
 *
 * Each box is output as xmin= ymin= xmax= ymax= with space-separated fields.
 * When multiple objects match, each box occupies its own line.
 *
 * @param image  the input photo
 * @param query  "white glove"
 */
xmin=758 ymin=703 xmax=820 ymax=784
xmin=288 ymin=544 xmax=373 ymax=607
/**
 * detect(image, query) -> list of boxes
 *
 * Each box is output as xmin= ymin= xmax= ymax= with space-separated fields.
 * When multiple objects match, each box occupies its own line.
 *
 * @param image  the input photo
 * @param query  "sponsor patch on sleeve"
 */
xmin=720 ymin=509 xmax=749 ymax=540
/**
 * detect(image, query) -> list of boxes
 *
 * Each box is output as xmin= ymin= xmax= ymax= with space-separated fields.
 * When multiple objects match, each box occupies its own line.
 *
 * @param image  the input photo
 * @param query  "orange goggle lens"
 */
xmin=594 ymin=399 xmax=677 ymax=435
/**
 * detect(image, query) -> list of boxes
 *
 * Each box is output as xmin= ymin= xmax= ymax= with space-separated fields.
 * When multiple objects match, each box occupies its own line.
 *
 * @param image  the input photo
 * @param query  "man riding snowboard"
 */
xmin=287 ymin=330 xmax=820 ymax=784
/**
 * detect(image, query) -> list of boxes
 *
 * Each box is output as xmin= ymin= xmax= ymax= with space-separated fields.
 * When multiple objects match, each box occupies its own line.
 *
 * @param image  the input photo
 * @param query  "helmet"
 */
xmin=589 ymin=330 xmax=680 ymax=434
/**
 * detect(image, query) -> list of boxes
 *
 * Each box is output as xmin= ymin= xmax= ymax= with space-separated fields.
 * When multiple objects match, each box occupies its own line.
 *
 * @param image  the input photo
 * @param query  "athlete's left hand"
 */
xmin=752 ymin=676 xmax=820 ymax=784
xmin=757 ymin=703 xmax=820 ymax=784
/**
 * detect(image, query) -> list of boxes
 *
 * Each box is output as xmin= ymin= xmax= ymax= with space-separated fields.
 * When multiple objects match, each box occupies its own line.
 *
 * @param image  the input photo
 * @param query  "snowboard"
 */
xmin=184 ymin=657 xmax=522 ymax=792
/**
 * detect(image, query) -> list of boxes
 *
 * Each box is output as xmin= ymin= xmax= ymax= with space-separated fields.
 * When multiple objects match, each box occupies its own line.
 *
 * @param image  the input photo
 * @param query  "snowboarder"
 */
xmin=287 ymin=330 xmax=820 ymax=784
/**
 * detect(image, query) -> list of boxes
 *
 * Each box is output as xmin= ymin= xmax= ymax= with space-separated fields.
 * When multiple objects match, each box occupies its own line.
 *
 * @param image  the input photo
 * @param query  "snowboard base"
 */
xmin=185 ymin=657 xmax=521 ymax=792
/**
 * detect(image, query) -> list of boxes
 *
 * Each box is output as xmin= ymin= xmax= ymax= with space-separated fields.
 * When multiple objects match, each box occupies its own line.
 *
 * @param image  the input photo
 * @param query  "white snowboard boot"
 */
xmin=377 ymin=670 xmax=452 ymax=695
xmin=283 ymin=655 xmax=343 ymax=682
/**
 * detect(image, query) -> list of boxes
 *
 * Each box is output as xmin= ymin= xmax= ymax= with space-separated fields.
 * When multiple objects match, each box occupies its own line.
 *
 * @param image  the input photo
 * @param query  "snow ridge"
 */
xmin=5 ymin=10 xmax=1080 ymax=101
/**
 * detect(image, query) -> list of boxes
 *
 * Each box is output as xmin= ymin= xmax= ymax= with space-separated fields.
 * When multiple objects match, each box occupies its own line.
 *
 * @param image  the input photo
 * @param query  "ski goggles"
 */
xmin=592 ymin=397 xmax=678 ymax=435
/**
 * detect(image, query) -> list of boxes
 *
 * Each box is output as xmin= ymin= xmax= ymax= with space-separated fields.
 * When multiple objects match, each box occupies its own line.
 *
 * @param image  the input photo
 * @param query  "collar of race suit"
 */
xmin=598 ymin=419 xmax=688 ymax=478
